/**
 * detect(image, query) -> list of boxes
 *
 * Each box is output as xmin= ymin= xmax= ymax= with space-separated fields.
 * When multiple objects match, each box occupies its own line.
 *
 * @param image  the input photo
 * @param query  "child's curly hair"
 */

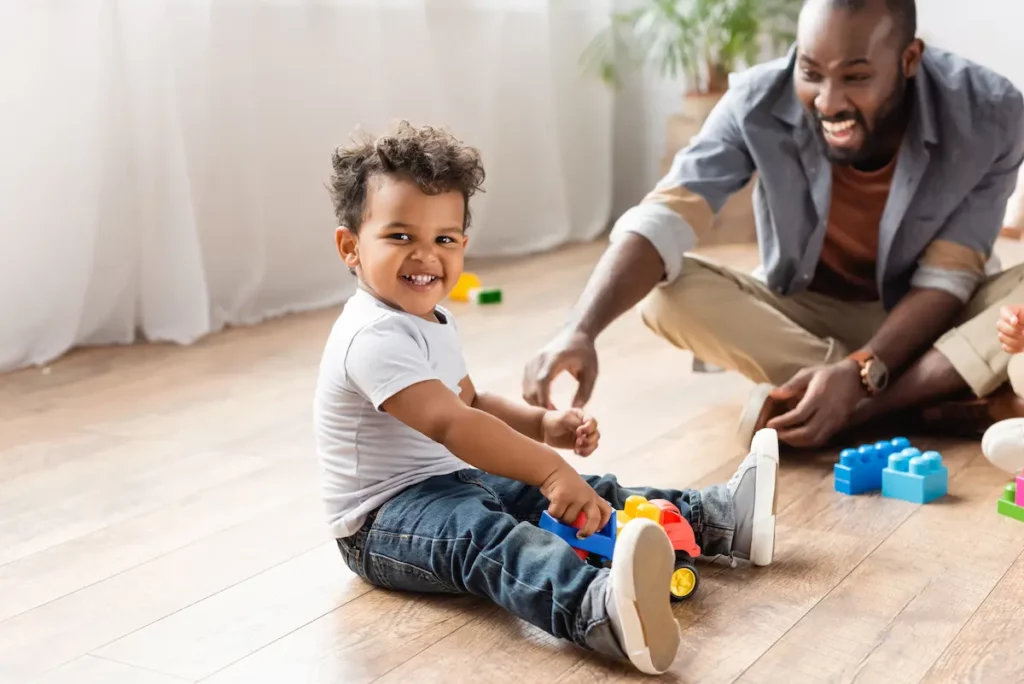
xmin=329 ymin=121 xmax=486 ymax=234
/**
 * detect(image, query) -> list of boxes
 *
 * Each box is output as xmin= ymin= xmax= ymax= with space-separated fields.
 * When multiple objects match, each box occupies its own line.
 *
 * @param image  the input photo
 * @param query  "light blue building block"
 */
xmin=881 ymin=447 xmax=948 ymax=504
xmin=834 ymin=437 xmax=911 ymax=495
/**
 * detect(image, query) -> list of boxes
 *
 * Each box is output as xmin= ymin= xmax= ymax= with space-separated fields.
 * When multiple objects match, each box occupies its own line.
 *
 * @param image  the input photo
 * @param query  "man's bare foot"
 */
xmin=736 ymin=384 xmax=799 ymax=450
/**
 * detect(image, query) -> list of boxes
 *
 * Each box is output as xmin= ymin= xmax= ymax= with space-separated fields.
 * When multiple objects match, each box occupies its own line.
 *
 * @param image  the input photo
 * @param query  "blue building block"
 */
xmin=539 ymin=510 xmax=617 ymax=562
xmin=881 ymin=447 xmax=948 ymax=504
xmin=834 ymin=437 xmax=911 ymax=495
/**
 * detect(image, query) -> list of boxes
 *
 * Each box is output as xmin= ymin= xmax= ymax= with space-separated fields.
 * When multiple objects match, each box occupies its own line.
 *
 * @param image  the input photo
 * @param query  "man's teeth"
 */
xmin=823 ymin=120 xmax=856 ymax=134
xmin=403 ymin=275 xmax=438 ymax=285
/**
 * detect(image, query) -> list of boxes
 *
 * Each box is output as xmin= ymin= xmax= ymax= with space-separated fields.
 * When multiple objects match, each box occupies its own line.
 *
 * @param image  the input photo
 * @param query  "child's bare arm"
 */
xmin=459 ymin=377 xmax=601 ymax=456
xmin=383 ymin=379 xmax=611 ymax=536
xmin=458 ymin=376 xmax=545 ymax=441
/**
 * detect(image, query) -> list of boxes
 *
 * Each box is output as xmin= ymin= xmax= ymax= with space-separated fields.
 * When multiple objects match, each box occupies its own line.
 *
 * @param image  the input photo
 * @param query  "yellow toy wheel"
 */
xmin=669 ymin=558 xmax=699 ymax=602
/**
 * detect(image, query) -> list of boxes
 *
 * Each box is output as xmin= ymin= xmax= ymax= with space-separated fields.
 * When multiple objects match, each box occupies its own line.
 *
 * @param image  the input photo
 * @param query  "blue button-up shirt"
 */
xmin=611 ymin=46 xmax=1024 ymax=310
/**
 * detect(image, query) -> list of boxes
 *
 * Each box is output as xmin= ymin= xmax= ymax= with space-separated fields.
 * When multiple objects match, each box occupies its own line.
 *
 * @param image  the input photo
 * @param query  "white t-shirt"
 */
xmin=313 ymin=287 xmax=470 ymax=538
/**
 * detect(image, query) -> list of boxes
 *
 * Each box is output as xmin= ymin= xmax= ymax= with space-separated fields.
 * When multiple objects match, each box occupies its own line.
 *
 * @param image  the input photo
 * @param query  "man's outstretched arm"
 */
xmin=568 ymin=233 xmax=666 ymax=340
xmin=520 ymin=233 xmax=665 ymax=410
xmin=522 ymin=86 xmax=756 ymax=409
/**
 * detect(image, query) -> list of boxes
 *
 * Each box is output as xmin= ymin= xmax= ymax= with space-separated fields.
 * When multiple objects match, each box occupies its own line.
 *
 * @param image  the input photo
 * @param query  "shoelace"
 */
xmin=726 ymin=461 xmax=749 ymax=491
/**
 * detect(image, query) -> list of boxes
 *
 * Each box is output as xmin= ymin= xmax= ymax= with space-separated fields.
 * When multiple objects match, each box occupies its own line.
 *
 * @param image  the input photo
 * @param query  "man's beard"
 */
xmin=815 ymin=73 xmax=909 ymax=169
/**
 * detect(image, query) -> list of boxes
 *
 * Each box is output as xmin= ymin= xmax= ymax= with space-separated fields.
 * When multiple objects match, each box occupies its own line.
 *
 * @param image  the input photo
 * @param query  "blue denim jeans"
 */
xmin=335 ymin=469 xmax=735 ymax=661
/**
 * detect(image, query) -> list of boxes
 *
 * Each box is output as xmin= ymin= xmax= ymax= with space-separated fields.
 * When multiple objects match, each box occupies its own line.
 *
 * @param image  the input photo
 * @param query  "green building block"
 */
xmin=997 ymin=483 xmax=1024 ymax=522
xmin=470 ymin=287 xmax=502 ymax=305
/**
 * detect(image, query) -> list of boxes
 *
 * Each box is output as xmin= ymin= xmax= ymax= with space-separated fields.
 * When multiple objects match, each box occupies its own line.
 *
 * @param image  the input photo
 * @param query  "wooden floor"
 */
xmin=5 ymin=241 xmax=1024 ymax=683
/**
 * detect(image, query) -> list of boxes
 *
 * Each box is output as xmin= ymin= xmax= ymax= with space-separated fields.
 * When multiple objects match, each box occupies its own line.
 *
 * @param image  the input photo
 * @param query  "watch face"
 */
xmin=867 ymin=360 xmax=888 ymax=390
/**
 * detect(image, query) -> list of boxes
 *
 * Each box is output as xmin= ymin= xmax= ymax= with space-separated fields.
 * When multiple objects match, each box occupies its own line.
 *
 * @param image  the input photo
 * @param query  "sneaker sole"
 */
xmin=737 ymin=383 xmax=775 ymax=452
xmin=610 ymin=518 xmax=680 ymax=675
xmin=982 ymin=418 xmax=1024 ymax=474
xmin=749 ymin=427 xmax=779 ymax=567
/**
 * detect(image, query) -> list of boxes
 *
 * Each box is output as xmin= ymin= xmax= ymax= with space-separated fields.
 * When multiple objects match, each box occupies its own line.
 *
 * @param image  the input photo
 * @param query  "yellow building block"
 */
xmin=449 ymin=272 xmax=481 ymax=302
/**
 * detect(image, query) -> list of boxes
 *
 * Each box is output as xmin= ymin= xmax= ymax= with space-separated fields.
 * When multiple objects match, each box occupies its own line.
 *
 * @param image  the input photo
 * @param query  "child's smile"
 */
xmin=399 ymin=272 xmax=443 ymax=292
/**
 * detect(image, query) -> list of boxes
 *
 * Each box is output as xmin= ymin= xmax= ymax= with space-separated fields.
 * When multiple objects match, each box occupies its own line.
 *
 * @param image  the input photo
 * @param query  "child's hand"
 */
xmin=998 ymin=305 xmax=1024 ymax=353
xmin=540 ymin=463 xmax=612 ymax=538
xmin=541 ymin=408 xmax=600 ymax=456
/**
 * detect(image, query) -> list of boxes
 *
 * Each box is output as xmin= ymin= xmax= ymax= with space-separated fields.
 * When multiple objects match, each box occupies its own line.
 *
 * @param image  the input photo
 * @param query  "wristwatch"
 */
xmin=848 ymin=350 xmax=889 ymax=395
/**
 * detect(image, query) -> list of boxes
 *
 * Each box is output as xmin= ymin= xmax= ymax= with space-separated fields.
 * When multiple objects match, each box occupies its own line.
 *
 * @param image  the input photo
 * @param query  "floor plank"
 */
xmin=371 ymin=607 xmax=583 ymax=684
xmin=94 ymin=543 xmax=370 ymax=681
xmin=921 ymin=516 xmax=1024 ymax=683
xmin=31 ymin=655 xmax=193 ymax=684
xmin=0 ymin=457 xmax=315 ymax=623
xmin=0 ymin=496 xmax=327 ymax=680
xmin=200 ymin=592 xmax=483 ymax=684
xmin=0 ymin=439 xmax=274 ymax=567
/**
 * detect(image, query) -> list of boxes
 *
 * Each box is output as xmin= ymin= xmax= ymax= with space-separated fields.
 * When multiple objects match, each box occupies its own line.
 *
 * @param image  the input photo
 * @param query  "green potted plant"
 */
xmin=583 ymin=0 xmax=802 ymax=112
xmin=582 ymin=0 xmax=802 ymax=245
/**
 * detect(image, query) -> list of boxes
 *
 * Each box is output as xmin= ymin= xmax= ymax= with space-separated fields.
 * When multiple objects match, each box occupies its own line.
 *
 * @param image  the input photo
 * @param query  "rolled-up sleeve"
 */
xmin=609 ymin=86 xmax=756 ymax=283
xmin=911 ymin=90 xmax=1024 ymax=301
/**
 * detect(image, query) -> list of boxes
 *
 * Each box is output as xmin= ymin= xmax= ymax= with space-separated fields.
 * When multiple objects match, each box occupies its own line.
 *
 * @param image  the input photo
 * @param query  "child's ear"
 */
xmin=460 ymin=233 xmax=469 ymax=250
xmin=336 ymin=227 xmax=360 ymax=269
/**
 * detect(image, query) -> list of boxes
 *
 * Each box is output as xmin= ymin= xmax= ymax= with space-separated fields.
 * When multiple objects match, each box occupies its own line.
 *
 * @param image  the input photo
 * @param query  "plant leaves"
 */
xmin=581 ymin=0 xmax=802 ymax=91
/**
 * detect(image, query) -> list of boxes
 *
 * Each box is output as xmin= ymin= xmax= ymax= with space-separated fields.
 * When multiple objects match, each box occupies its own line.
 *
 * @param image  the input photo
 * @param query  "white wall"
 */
xmin=918 ymin=0 xmax=1024 ymax=90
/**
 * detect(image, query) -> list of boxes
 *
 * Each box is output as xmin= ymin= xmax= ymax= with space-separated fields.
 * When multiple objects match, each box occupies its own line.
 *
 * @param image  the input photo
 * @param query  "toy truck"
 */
xmin=539 ymin=494 xmax=702 ymax=601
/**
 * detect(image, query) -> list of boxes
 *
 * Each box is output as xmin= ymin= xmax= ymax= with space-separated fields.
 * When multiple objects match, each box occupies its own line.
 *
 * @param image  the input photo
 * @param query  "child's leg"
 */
xmin=337 ymin=470 xmax=680 ymax=674
xmin=476 ymin=428 xmax=780 ymax=566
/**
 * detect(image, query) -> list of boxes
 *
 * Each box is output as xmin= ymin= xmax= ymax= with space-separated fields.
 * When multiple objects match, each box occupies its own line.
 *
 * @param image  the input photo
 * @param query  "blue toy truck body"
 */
xmin=538 ymin=510 xmax=617 ymax=562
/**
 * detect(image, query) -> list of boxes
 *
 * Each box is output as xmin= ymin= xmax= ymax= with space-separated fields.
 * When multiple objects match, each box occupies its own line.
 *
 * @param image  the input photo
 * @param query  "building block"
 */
xmin=539 ymin=509 xmax=617 ymax=563
xmin=881 ymin=447 xmax=948 ymax=504
xmin=449 ymin=272 xmax=481 ymax=302
xmin=998 ymin=481 xmax=1024 ymax=522
xmin=469 ymin=287 xmax=502 ymax=305
xmin=834 ymin=437 xmax=910 ymax=495
xmin=1016 ymin=473 xmax=1024 ymax=508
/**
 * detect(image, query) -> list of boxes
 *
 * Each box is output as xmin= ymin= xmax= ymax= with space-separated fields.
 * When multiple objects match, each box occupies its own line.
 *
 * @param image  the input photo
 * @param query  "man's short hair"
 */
xmin=826 ymin=0 xmax=917 ymax=48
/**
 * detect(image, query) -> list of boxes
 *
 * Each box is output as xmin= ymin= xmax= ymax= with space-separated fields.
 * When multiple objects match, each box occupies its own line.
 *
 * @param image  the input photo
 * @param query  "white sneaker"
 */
xmin=982 ymin=418 xmax=1024 ymax=474
xmin=606 ymin=518 xmax=681 ymax=675
xmin=726 ymin=427 xmax=779 ymax=566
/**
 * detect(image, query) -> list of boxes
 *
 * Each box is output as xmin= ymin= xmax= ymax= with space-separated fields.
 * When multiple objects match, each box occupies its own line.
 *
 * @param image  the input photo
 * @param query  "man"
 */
xmin=522 ymin=0 xmax=1024 ymax=450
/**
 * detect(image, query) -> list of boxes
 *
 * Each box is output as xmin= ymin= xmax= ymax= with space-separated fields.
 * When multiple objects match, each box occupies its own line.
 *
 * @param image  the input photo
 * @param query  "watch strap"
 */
xmin=848 ymin=350 xmax=878 ymax=394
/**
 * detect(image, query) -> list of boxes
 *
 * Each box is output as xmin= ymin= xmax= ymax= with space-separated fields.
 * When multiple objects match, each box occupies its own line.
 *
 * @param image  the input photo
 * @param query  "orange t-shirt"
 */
xmin=808 ymin=157 xmax=898 ymax=301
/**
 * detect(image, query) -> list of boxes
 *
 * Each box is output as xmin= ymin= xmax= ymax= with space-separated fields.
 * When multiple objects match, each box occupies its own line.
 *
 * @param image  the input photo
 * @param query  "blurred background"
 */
xmin=1 ymin=0 xmax=1020 ymax=375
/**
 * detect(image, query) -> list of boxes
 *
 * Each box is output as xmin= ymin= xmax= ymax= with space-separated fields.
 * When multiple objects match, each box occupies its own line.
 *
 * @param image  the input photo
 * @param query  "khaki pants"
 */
xmin=638 ymin=254 xmax=1024 ymax=398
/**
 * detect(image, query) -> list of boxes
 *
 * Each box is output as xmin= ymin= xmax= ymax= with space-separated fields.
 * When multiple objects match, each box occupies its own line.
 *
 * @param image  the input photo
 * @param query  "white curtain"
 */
xmin=0 ymin=0 xmax=613 ymax=373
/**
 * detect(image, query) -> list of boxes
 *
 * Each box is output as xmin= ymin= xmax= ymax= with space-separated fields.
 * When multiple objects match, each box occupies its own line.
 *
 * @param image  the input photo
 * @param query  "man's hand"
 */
xmin=523 ymin=329 xmax=598 ymax=409
xmin=998 ymin=305 xmax=1024 ymax=354
xmin=539 ymin=462 xmax=612 ymax=538
xmin=541 ymin=408 xmax=600 ymax=456
xmin=766 ymin=360 xmax=866 ymax=447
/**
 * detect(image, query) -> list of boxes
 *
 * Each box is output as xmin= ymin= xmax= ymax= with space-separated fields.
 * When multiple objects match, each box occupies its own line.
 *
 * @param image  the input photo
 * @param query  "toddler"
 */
xmin=313 ymin=122 xmax=780 ymax=675
xmin=983 ymin=305 xmax=1024 ymax=472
